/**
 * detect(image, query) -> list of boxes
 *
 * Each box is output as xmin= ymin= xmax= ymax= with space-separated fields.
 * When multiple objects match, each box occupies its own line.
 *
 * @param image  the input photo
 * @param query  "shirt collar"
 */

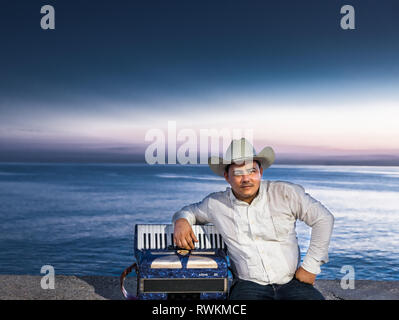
xmin=227 ymin=180 xmax=266 ymax=206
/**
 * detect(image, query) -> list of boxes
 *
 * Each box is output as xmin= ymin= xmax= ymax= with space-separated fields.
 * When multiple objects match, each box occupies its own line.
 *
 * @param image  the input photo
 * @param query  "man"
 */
xmin=172 ymin=138 xmax=334 ymax=300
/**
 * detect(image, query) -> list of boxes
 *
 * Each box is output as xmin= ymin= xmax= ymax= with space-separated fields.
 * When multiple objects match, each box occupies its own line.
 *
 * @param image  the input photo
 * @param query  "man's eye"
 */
xmin=233 ymin=169 xmax=256 ymax=176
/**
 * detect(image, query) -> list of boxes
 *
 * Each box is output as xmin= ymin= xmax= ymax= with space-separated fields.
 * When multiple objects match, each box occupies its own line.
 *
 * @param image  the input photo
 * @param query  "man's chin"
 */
xmin=239 ymin=190 xmax=256 ymax=198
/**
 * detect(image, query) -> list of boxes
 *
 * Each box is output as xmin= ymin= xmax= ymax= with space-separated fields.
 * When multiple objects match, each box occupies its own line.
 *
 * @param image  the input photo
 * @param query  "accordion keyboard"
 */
xmin=135 ymin=224 xmax=226 ymax=250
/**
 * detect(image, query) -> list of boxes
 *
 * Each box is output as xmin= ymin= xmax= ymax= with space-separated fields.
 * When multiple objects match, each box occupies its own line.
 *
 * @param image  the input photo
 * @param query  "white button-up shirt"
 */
xmin=172 ymin=180 xmax=334 ymax=285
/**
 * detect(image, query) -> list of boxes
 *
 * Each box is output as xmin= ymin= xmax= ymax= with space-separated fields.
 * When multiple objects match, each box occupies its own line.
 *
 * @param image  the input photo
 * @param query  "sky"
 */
xmin=0 ymin=0 xmax=398 ymax=164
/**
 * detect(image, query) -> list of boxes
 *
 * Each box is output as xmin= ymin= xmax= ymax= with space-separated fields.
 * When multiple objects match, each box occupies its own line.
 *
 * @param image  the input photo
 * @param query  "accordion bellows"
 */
xmin=134 ymin=224 xmax=229 ymax=300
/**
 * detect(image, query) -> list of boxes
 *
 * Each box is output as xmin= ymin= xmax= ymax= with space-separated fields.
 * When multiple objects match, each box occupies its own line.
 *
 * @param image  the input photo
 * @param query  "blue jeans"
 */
xmin=229 ymin=277 xmax=325 ymax=300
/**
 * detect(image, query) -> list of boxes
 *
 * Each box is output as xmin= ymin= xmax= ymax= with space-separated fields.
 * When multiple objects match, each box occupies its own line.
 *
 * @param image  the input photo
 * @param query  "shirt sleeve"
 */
xmin=285 ymin=183 xmax=335 ymax=275
xmin=172 ymin=194 xmax=213 ymax=226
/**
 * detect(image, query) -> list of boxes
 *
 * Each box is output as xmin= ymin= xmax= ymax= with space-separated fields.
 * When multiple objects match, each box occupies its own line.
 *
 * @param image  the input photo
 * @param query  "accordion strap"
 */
xmin=120 ymin=262 xmax=139 ymax=300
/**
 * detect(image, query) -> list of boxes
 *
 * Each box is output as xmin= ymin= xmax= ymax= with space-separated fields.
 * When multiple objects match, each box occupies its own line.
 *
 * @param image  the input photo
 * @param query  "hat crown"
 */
xmin=224 ymin=138 xmax=256 ymax=162
xmin=207 ymin=138 xmax=275 ymax=177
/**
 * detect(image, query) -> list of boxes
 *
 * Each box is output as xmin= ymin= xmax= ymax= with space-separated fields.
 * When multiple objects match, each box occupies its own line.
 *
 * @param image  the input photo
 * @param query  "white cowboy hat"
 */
xmin=208 ymin=138 xmax=275 ymax=177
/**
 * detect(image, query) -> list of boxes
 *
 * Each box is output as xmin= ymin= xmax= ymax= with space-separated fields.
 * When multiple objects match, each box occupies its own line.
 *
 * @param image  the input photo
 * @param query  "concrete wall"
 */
xmin=0 ymin=275 xmax=398 ymax=300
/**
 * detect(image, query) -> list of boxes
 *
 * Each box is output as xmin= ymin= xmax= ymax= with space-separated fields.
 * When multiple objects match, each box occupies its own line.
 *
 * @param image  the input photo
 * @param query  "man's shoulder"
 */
xmin=204 ymin=188 xmax=230 ymax=200
xmin=263 ymin=180 xmax=305 ymax=194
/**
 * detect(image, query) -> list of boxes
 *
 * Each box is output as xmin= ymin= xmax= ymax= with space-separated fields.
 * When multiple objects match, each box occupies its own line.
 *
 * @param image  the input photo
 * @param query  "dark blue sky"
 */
xmin=1 ymin=0 xmax=399 ymax=164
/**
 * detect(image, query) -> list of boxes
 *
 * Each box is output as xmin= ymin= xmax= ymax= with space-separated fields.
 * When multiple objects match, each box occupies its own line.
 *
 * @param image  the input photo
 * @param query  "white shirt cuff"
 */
xmin=301 ymin=255 xmax=322 ymax=275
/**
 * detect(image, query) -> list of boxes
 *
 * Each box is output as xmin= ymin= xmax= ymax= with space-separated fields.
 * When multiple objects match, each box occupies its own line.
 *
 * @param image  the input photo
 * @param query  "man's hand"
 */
xmin=295 ymin=267 xmax=316 ymax=285
xmin=173 ymin=218 xmax=198 ymax=250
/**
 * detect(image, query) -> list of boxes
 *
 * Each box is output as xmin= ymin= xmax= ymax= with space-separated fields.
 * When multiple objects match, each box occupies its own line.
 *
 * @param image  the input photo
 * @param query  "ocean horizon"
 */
xmin=1 ymin=162 xmax=398 ymax=280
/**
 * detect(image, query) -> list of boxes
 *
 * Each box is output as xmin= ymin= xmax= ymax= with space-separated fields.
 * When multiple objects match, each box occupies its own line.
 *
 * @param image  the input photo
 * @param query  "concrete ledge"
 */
xmin=0 ymin=275 xmax=398 ymax=300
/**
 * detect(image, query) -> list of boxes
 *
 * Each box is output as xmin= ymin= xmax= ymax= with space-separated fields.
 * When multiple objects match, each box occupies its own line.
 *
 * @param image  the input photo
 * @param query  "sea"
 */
xmin=0 ymin=163 xmax=398 ymax=280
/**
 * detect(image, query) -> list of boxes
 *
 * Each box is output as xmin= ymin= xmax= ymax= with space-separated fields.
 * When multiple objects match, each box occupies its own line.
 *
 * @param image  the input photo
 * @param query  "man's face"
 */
xmin=224 ymin=161 xmax=263 ymax=203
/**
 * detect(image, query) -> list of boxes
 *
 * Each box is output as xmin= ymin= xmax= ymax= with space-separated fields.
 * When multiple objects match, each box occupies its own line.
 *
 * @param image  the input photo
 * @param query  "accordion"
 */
xmin=121 ymin=224 xmax=229 ymax=300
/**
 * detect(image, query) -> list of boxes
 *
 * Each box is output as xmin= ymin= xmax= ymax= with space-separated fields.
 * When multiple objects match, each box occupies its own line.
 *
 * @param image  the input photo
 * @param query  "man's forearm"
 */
xmin=301 ymin=204 xmax=335 ymax=274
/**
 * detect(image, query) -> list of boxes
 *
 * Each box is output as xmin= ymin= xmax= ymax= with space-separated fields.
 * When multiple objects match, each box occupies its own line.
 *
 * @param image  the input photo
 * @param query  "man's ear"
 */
xmin=223 ymin=170 xmax=229 ymax=182
xmin=259 ymin=166 xmax=264 ymax=177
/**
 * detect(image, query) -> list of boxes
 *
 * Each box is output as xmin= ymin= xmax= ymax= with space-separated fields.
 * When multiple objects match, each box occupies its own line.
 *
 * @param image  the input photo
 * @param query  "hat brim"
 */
xmin=208 ymin=146 xmax=275 ymax=177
